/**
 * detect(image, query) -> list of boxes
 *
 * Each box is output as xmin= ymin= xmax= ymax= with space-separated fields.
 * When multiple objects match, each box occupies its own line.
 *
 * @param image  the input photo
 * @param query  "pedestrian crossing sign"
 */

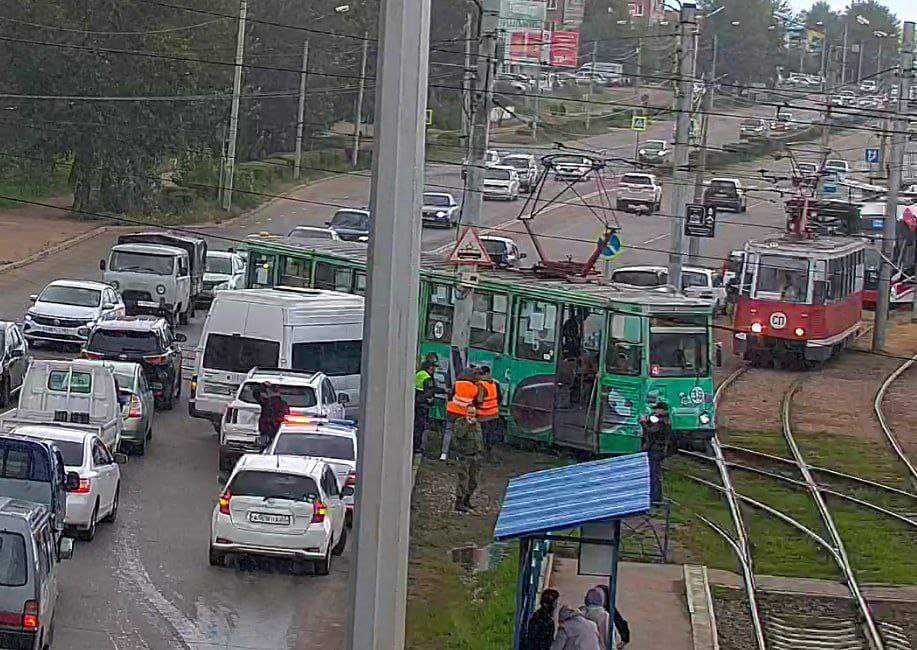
xmin=631 ymin=115 xmax=648 ymax=132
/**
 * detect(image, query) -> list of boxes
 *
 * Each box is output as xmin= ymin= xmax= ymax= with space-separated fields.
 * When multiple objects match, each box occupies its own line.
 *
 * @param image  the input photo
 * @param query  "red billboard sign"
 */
xmin=508 ymin=30 xmax=543 ymax=63
xmin=549 ymin=31 xmax=580 ymax=68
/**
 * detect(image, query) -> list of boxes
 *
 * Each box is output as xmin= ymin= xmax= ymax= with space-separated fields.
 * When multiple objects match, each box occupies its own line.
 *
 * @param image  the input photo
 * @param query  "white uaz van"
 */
xmin=190 ymin=288 xmax=364 ymax=430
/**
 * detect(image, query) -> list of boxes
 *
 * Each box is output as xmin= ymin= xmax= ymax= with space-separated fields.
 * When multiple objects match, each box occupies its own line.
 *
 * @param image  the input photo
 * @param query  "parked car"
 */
xmin=823 ymin=159 xmax=851 ymax=178
xmin=200 ymin=250 xmax=246 ymax=304
xmin=482 ymin=165 xmax=520 ymax=201
xmin=637 ymin=139 xmax=671 ymax=165
xmin=23 ymin=280 xmax=124 ymax=347
xmin=480 ymin=236 xmax=526 ymax=269
xmin=81 ymin=317 xmax=186 ymax=410
xmin=794 ymin=162 xmax=819 ymax=183
xmin=769 ymin=113 xmax=795 ymax=133
xmin=265 ymin=419 xmax=358 ymax=524
xmin=288 ymin=226 xmax=341 ymax=241
xmin=13 ymin=425 xmax=125 ymax=541
xmin=461 ymin=150 xmax=500 ymax=179
xmin=0 ymin=322 xmax=28 ymax=407
xmin=500 ymin=154 xmax=538 ymax=192
xmin=616 ymin=173 xmax=662 ymax=212
xmin=209 ymin=454 xmax=348 ymax=573
xmin=553 ymin=156 xmax=593 ymax=182
xmin=0 ymin=498 xmax=73 ymax=650
xmin=860 ymin=79 xmax=877 ymax=94
xmin=326 ymin=208 xmax=371 ymax=242
xmin=703 ymin=177 xmax=747 ymax=212
xmin=611 ymin=265 xmax=727 ymax=313
xmin=106 ymin=361 xmax=154 ymax=455
xmin=739 ymin=118 xmax=768 ymax=138
xmin=101 ymin=242 xmax=191 ymax=325
xmin=218 ymin=367 xmax=348 ymax=471
xmin=421 ymin=192 xmax=460 ymax=228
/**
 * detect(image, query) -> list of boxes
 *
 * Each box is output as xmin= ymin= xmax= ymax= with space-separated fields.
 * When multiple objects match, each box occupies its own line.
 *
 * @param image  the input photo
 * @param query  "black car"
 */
xmin=0 ymin=322 xmax=29 ymax=407
xmin=326 ymin=208 xmax=371 ymax=242
xmin=81 ymin=316 xmax=187 ymax=409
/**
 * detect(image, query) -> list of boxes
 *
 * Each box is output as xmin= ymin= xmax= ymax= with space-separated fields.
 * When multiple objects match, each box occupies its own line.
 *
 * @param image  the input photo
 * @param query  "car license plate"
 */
xmin=249 ymin=512 xmax=291 ymax=525
xmin=45 ymin=326 xmax=71 ymax=335
xmin=137 ymin=300 xmax=159 ymax=308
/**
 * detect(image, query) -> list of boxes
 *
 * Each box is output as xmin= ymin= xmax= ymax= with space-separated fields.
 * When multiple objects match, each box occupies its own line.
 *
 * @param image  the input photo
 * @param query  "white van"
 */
xmin=189 ymin=288 xmax=365 ymax=429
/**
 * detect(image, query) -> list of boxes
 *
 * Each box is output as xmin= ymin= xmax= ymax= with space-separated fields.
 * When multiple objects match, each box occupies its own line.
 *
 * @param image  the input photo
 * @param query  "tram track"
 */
xmin=683 ymin=364 xmax=917 ymax=650
xmin=874 ymin=353 xmax=917 ymax=488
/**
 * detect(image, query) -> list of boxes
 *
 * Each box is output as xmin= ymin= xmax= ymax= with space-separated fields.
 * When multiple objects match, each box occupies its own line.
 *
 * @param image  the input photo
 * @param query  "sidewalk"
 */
xmin=0 ymin=196 xmax=94 ymax=264
xmin=548 ymin=556 xmax=693 ymax=650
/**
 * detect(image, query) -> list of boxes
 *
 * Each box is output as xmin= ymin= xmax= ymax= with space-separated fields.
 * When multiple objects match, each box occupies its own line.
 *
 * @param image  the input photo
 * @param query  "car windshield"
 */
xmin=682 ymin=271 xmax=708 ymax=288
xmin=272 ymin=433 xmax=355 ymax=461
xmin=613 ymin=270 xmax=664 ymax=287
xmin=423 ymin=194 xmax=451 ymax=207
xmin=826 ymin=160 xmax=847 ymax=170
xmin=485 ymin=169 xmax=511 ymax=181
xmin=290 ymin=228 xmax=333 ymax=240
xmin=502 ymin=157 xmax=530 ymax=169
xmin=644 ymin=141 xmax=665 ymax=150
xmin=330 ymin=211 xmax=369 ymax=229
xmin=237 ymin=382 xmax=317 ymax=408
xmin=87 ymin=329 xmax=160 ymax=354
xmin=206 ymin=256 xmax=233 ymax=274
xmin=483 ymin=240 xmax=507 ymax=257
xmin=756 ymin=254 xmax=809 ymax=302
xmin=742 ymin=119 xmax=763 ymax=127
xmin=621 ymin=175 xmax=651 ymax=185
xmin=110 ymin=251 xmax=174 ymax=275
xmin=229 ymin=470 xmax=319 ymax=502
xmin=54 ymin=440 xmax=85 ymax=467
xmin=38 ymin=285 xmax=101 ymax=308
xmin=649 ymin=329 xmax=710 ymax=377
xmin=203 ymin=334 xmax=279 ymax=374
xmin=0 ymin=533 xmax=27 ymax=587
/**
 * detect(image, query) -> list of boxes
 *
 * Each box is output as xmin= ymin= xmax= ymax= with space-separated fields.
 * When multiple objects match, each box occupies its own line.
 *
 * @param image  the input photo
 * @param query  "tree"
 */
xmin=700 ymin=0 xmax=788 ymax=86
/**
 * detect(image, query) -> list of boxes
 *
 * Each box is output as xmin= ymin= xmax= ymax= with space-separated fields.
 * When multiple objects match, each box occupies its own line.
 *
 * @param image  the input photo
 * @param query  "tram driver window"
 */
xmin=314 ymin=263 xmax=353 ymax=293
xmin=649 ymin=319 xmax=709 ymax=377
xmin=470 ymin=292 xmax=508 ymax=352
xmin=756 ymin=255 xmax=809 ymax=303
xmin=280 ymin=256 xmax=311 ymax=288
xmin=515 ymin=300 xmax=557 ymax=362
xmin=425 ymin=284 xmax=454 ymax=343
xmin=249 ymin=253 xmax=276 ymax=288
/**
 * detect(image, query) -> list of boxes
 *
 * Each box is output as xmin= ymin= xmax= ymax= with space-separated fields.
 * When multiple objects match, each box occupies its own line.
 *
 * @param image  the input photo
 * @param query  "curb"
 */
xmin=0 ymin=226 xmax=114 ymax=275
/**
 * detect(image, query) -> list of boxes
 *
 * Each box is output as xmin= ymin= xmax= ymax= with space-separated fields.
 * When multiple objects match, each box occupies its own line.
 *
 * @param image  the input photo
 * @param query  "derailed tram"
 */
xmin=732 ymin=234 xmax=866 ymax=368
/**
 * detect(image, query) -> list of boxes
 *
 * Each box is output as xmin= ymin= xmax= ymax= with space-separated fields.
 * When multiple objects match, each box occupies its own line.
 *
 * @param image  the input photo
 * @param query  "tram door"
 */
xmin=552 ymin=306 xmax=604 ymax=451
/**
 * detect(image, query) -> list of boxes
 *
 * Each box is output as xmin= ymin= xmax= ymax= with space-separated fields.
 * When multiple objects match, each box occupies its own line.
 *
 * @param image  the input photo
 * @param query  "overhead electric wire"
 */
xmin=0 ymin=14 xmax=227 ymax=35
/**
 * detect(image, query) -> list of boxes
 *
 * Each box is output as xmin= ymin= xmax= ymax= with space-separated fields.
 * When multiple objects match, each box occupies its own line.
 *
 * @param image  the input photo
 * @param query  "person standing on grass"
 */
xmin=523 ymin=588 xmax=560 ymax=650
xmin=452 ymin=405 xmax=483 ymax=512
xmin=640 ymin=401 xmax=674 ymax=503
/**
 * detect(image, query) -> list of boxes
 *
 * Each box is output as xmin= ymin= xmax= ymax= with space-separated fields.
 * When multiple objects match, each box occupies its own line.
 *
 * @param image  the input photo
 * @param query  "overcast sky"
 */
xmin=786 ymin=0 xmax=915 ymax=23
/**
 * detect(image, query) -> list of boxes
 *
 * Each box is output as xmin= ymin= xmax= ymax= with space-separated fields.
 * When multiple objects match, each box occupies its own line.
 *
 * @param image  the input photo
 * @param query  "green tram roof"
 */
xmin=241 ymin=235 xmax=714 ymax=314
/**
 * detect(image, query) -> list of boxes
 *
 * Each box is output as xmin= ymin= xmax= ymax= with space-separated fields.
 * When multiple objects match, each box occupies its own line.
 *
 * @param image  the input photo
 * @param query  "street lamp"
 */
xmin=873 ymin=29 xmax=890 ymax=82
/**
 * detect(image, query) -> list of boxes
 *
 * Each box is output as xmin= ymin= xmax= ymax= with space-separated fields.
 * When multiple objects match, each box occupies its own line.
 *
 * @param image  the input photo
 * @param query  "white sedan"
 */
xmin=13 ymin=425 xmax=124 ymax=541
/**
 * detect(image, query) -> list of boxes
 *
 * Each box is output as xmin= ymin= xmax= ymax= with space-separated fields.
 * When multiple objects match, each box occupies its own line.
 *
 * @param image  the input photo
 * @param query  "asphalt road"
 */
xmin=0 ymin=99 xmax=876 ymax=649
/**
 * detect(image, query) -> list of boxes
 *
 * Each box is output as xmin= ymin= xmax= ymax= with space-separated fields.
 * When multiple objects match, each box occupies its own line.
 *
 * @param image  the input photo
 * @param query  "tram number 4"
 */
xmin=769 ymin=312 xmax=788 ymax=329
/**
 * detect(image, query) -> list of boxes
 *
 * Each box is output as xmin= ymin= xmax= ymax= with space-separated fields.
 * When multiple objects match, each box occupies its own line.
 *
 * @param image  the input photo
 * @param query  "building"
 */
xmin=546 ymin=0 xmax=584 ymax=30
xmin=628 ymin=0 xmax=666 ymax=25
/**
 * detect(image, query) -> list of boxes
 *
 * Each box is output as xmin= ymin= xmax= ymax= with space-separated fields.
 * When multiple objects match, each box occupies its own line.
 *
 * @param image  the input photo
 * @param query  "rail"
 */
xmin=874 ymin=353 xmax=917 ymax=486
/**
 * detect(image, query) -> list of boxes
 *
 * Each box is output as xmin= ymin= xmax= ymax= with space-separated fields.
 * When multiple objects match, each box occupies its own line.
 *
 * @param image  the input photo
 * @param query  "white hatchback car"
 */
xmin=13 ymin=425 xmax=124 ymax=541
xmin=266 ymin=421 xmax=358 ymax=524
xmin=210 ymin=454 xmax=348 ymax=574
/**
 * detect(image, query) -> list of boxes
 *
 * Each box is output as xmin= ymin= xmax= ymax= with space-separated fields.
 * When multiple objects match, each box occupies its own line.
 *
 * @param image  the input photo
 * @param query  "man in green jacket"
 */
xmin=453 ymin=405 xmax=484 ymax=512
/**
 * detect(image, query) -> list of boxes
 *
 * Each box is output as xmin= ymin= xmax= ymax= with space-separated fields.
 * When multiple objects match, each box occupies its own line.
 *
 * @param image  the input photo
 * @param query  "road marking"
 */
xmin=642 ymin=233 xmax=668 ymax=245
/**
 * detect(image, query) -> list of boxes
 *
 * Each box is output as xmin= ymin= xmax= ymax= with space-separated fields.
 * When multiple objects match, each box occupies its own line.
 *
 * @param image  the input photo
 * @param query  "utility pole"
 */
xmin=856 ymin=40 xmax=864 ymax=83
xmin=462 ymin=12 xmax=473 ymax=142
xmin=293 ymin=40 xmax=310 ymax=180
xmin=352 ymin=32 xmax=370 ymax=167
xmin=874 ymin=21 xmax=914 ymax=348
xmin=221 ymin=0 xmax=248 ymax=212
xmin=585 ymin=40 xmax=597 ymax=130
xmin=690 ymin=33 xmax=716 ymax=264
xmin=634 ymin=38 xmax=641 ymax=95
xmin=666 ymin=1 xmax=697 ymax=290
xmin=841 ymin=22 xmax=849 ymax=85
xmin=345 ymin=0 xmax=430 ymax=647
xmin=532 ymin=25 xmax=546 ymax=142
xmin=452 ymin=4 xmax=499 ymax=359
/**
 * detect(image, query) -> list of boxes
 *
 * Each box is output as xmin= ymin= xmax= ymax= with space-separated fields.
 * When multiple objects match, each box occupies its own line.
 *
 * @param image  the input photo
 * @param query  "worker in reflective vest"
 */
xmin=414 ymin=361 xmax=437 ymax=454
xmin=441 ymin=368 xmax=484 ymax=461
xmin=476 ymin=366 xmax=502 ymax=453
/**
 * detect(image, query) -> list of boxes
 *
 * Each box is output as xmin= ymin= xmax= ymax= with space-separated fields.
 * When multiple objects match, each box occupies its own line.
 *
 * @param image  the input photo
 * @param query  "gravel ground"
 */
xmin=880 ymin=362 xmax=917 ymax=462
xmin=711 ymin=588 xmax=756 ymax=650
xmin=716 ymin=369 xmax=798 ymax=435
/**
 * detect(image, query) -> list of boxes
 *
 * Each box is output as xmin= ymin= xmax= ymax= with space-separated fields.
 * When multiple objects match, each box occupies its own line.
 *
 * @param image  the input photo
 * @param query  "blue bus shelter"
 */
xmin=494 ymin=453 xmax=650 ymax=650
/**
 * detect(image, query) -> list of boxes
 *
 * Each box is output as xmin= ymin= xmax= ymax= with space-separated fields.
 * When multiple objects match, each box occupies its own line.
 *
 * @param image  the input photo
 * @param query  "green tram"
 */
xmin=239 ymin=236 xmax=717 ymax=454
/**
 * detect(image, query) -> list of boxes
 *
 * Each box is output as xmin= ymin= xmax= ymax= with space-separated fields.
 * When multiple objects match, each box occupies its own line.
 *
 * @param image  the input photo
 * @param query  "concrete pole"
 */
xmin=857 ymin=40 xmax=864 ymax=83
xmin=666 ymin=2 xmax=697 ymax=291
xmin=874 ymin=22 xmax=914 ymax=349
xmin=462 ymin=12 xmax=473 ymax=142
xmin=585 ymin=40 xmax=597 ymax=130
xmin=634 ymin=38 xmax=641 ymax=95
xmin=345 ymin=0 xmax=430 ymax=648
xmin=452 ymin=4 xmax=498 ymax=359
xmin=841 ymin=22 xmax=848 ymax=85
xmin=352 ymin=32 xmax=370 ymax=167
xmin=533 ymin=24 xmax=545 ymax=142
xmin=689 ymin=34 xmax=715 ymax=262
xmin=293 ymin=40 xmax=310 ymax=181
xmin=221 ymin=0 xmax=248 ymax=212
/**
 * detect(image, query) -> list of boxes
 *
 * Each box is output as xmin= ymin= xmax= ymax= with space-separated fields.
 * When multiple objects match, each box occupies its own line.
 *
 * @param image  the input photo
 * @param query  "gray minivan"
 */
xmin=0 ymin=498 xmax=73 ymax=650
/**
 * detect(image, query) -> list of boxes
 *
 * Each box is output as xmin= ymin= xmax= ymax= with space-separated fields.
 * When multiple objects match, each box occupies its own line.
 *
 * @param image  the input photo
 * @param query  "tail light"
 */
xmin=345 ymin=471 xmax=356 ymax=488
xmin=190 ymin=376 xmax=198 ymax=394
xmin=218 ymin=489 xmax=231 ymax=515
xmin=311 ymin=500 xmax=327 ymax=523
xmin=72 ymin=478 xmax=91 ymax=494
xmin=22 ymin=600 xmax=38 ymax=630
xmin=80 ymin=350 xmax=104 ymax=360
xmin=129 ymin=395 xmax=142 ymax=419
xmin=143 ymin=354 xmax=169 ymax=365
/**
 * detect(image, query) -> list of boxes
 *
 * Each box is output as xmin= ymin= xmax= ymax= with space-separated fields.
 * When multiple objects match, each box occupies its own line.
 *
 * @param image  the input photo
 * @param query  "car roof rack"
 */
xmin=249 ymin=367 xmax=317 ymax=378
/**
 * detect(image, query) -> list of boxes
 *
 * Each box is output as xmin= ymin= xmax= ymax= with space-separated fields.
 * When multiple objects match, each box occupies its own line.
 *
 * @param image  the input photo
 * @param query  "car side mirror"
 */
xmin=174 ymin=333 xmax=188 ymax=343
xmin=113 ymin=452 xmax=128 ymax=465
xmin=338 ymin=393 xmax=350 ymax=404
xmin=519 ymin=252 xmax=527 ymax=259
xmin=58 ymin=537 xmax=74 ymax=561
xmin=29 ymin=294 xmax=37 ymax=303
xmin=99 ymin=259 xmax=106 ymax=271
xmin=102 ymin=303 xmax=116 ymax=310
xmin=65 ymin=471 xmax=81 ymax=492
xmin=325 ymin=221 xmax=332 ymax=226
xmin=342 ymin=486 xmax=355 ymax=497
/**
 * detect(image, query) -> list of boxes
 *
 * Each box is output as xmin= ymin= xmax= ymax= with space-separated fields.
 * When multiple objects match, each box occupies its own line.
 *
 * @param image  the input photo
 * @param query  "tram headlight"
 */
xmin=794 ymin=327 xmax=805 ymax=336
xmin=699 ymin=412 xmax=711 ymax=425
xmin=751 ymin=322 xmax=763 ymax=333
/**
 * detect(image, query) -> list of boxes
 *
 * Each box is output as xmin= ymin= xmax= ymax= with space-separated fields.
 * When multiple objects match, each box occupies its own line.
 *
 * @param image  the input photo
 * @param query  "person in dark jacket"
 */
xmin=640 ymin=401 xmax=674 ymax=503
xmin=596 ymin=584 xmax=631 ymax=646
xmin=523 ymin=588 xmax=560 ymax=650
xmin=414 ymin=360 xmax=438 ymax=454
xmin=257 ymin=382 xmax=289 ymax=447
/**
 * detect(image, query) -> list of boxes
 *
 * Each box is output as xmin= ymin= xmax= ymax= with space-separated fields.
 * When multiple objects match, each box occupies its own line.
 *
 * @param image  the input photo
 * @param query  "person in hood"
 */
xmin=596 ymin=584 xmax=630 ymax=646
xmin=523 ymin=588 xmax=559 ymax=650
xmin=551 ymin=605 xmax=602 ymax=650
xmin=580 ymin=588 xmax=612 ymax=649
xmin=256 ymin=382 xmax=289 ymax=447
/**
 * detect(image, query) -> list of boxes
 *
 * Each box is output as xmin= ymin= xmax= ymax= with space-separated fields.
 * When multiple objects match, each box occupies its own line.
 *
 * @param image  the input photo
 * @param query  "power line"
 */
xmin=0 ymin=14 xmax=227 ymax=35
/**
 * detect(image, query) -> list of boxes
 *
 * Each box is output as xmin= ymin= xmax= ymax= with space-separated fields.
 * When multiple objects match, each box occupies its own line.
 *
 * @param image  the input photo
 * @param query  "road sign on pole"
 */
xmin=631 ymin=115 xmax=647 ymax=131
xmin=595 ymin=231 xmax=623 ymax=259
xmin=865 ymin=147 xmax=880 ymax=164
xmin=683 ymin=204 xmax=716 ymax=238
xmin=448 ymin=226 xmax=494 ymax=266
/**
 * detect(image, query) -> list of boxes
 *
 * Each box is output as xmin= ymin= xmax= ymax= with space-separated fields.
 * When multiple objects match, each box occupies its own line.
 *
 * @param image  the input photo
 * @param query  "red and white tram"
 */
xmin=732 ymin=234 xmax=866 ymax=367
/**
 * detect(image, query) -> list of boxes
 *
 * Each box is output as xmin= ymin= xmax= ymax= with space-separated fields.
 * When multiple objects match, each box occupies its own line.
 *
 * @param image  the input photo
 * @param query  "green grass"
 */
xmin=0 ymin=161 xmax=71 ymax=208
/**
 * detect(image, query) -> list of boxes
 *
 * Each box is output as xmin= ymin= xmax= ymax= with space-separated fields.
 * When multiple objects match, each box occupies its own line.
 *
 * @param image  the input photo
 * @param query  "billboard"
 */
xmin=500 ymin=0 xmax=547 ymax=63
xmin=508 ymin=30 xmax=544 ymax=63
xmin=549 ymin=31 xmax=580 ymax=67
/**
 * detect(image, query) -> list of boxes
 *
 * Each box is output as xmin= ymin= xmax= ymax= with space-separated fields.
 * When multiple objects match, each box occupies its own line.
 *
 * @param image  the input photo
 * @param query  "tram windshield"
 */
xmin=755 ymin=254 xmax=809 ymax=302
xmin=649 ymin=326 xmax=709 ymax=377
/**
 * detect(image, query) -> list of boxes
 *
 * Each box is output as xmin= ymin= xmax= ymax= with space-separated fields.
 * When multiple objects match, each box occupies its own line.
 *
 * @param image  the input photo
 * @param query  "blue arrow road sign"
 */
xmin=865 ymin=148 xmax=880 ymax=164
xmin=596 ymin=232 xmax=623 ymax=258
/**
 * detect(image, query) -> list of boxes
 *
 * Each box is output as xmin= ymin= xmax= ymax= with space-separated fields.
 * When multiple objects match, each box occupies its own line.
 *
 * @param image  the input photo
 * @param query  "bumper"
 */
xmin=220 ymin=438 xmax=262 ymax=458
xmin=125 ymin=300 xmax=174 ymax=317
xmin=617 ymin=197 xmax=655 ymax=208
xmin=210 ymin=539 xmax=328 ymax=560
xmin=22 ymin=324 xmax=89 ymax=344
xmin=190 ymin=395 xmax=231 ymax=420
xmin=421 ymin=212 xmax=453 ymax=226
xmin=121 ymin=418 xmax=146 ymax=442
xmin=704 ymin=197 xmax=742 ymax=210
xmin=66 ymin=493 xmax=96 ymax=527
xmin=483 ymin=188 xmax=514 ymax=199
xmin=211 ymin=519 xmax=330 ymax=560
xmin=0 ymin=628 xmax=38 ymax=650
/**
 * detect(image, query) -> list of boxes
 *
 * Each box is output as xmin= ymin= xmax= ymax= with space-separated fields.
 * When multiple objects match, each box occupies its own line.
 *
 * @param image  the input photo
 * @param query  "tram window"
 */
xmin=812 ymin=260 xmax=827 ymax=305
xmin=314 ymin=262 xmax=353 ymax=293
xmin=470 ymin=292 xmax=508 ymax=352
xmin=607 ymin=315 xmax=642 ymax=376
xmin=757 ymin=255 xmax=808 ymax=302
xmin=515 ymin=300 xmax=557 ymax=362
xmin=354 ymin=272 xmax=367 ymax=295
xmin=425 ymin=284 xmax=454 ymax=343
xmin=249 ymin=253 xmax=276 ymax=288
xmin=649 ymin=328 xmax=709 ymax=377
xmin=279 ymin=256 xmax=311 ymax=288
